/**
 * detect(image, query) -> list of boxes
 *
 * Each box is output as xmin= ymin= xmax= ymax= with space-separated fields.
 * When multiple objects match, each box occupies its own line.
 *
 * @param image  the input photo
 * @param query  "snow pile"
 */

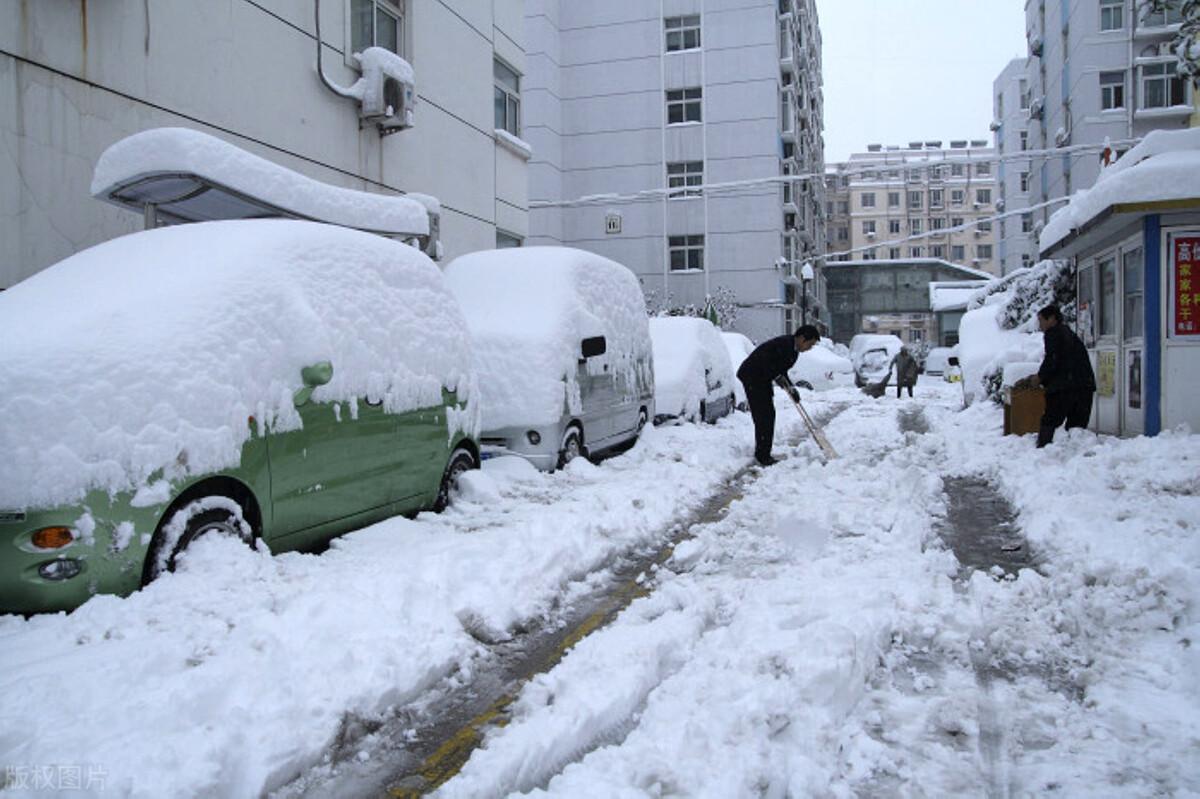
xmin=648 ymin=317 xmax=735 ymax=420
xmin=1041 ymin=127 xmax=1200 ymax=251
xmin=92 ymin=127 xmax=429 ymax=236
xmin=958 ymin=259 xmax=1075 ymax=404
xmin=444 ymin=247 xmax=652 ymax=430
xmin=721 ymin=331 xmax=755 ymax=406
xmin=0 ymin=220 xmax=476 ymax=509
xmin=790 ymin=340 xmax=854 ymax=389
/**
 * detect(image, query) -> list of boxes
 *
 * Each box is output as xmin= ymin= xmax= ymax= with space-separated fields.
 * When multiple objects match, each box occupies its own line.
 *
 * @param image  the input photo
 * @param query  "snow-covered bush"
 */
xmin=959 ymin=259 xmax=1074 ymax=405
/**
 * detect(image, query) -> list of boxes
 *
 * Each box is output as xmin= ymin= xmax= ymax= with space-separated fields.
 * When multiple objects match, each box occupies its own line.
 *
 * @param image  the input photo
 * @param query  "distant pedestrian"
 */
xmin=893 ymin=346 xmax=920 ymax=398
xmin=1034 ymin=304 xmax=1096 ymax=447
xmin=736 ymin=325 xmax=820 ymax=466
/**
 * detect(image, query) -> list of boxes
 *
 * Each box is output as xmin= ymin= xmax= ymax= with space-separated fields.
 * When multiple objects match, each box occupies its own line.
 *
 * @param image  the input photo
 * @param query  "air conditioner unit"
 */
xmin=1054 ymin=126 xmax=1070 ymax=147
xmin=1028 ymin=34 xmax=1044 ymax=58
xmin=356 ymin=47 xmax=417 ymax=134
xmin=1028 ymin=97 xmax=1045 ymax=121
xmin=989 ymin=120 xmax=1001 ymax=131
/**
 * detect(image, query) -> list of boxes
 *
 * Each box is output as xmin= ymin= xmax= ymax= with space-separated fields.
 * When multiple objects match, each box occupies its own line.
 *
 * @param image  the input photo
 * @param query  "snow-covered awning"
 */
xmin=928 ymin=280 xmax=991 ymax=312
xmin=91 ymin=128 xmax=439 ymax=258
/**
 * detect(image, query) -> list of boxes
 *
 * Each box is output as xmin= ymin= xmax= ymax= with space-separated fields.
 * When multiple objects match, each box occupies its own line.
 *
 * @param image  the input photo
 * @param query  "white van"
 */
xmin=444 ymin=247 xmax=655 ymax=471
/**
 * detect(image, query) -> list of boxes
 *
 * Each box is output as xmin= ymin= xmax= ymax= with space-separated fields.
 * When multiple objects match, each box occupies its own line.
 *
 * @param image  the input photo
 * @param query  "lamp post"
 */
xmin=800 ymin=260 xmax=814 ymax=326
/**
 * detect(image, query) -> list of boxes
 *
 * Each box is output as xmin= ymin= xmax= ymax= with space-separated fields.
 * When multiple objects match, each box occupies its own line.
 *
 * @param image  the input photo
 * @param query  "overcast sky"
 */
xmin=818 ymin=0 xmax=1028 ymax=163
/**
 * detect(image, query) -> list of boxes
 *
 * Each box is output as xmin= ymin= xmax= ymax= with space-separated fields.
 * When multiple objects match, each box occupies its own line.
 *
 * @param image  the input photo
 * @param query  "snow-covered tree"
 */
xmin=1140 ymin=0 xmax=1200 ymax=81
xmin=642 ymin=283 xmax=740 ymax=328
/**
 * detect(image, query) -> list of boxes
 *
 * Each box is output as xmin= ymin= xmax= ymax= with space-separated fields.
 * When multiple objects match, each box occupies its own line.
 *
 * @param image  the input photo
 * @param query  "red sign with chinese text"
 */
xmin=1173 ymin=236 xmax=1200 ymax=337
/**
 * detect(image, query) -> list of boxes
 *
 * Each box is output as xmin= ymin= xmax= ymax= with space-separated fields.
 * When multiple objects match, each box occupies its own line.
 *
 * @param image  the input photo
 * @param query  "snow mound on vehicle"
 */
xmin=0 ymin=220 xmax=477 ymax=509
xmin=649 ymin=317 xmax=735 ymax=420
xmin=444 ymin=247 xmax=652 ymax=429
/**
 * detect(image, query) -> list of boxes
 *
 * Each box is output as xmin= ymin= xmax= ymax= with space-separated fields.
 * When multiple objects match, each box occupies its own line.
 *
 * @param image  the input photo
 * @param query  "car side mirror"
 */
xmin=581 ymin=336 xmax=607 ymax=360
xmin=294 ymin=360 xmax=334 ymax=406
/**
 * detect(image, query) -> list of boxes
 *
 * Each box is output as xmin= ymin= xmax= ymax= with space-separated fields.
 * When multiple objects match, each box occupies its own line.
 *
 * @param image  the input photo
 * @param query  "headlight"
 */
xmin=38 ymin=558 xmax=83 ymax=581
xmin=31 ymin=526 xmax=75 ymax=550
xmin=526 ymin=430 xmax=542 ymax=445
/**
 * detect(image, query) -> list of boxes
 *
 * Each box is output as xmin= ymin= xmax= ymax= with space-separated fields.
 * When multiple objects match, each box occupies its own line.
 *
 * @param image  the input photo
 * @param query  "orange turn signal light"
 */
xmin=31 ymin=526 xmax=74 ymax=550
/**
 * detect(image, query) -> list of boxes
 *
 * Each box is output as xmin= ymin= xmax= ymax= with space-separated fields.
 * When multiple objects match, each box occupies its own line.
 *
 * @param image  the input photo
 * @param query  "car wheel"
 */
xmin=434 ymin=446 xmax=478 ymax=512
xmin=636 ymin=408 xmax=648 ymax=436
xmin=145 ymin=499 xmax=253 ymax=584
xmin=557 ymin=426 xmax=584 ymax=470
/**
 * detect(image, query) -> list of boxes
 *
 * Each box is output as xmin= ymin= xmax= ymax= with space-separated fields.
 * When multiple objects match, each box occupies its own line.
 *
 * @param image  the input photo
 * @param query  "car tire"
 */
xmin=636 ymin=408 xmax=648 ymax=436
xmin=145 ymin=500 xmax=253 ymax=584
xmin=557 ymin=426 xmax=585 ymax=470
xmin=434 ymin=446 xmax=478 ymax=512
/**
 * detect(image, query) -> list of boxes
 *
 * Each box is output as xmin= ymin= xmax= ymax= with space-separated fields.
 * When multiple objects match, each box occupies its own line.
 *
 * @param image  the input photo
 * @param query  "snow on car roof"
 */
xmin=444 ymin=247 xmax=651 ymax=429
xmin=649 ymin=317 xmax=734 ymax=419
xmin=91 ymin=127 xmax=430 ymax=237
xmin=0 ymin=220 xmax=475 ymax=509
xmin=1041 ymin=128 xmax=1200 ymax=252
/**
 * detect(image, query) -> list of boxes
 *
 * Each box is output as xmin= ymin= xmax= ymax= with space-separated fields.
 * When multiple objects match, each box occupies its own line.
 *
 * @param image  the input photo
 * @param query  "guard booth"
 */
xmin=1040 ymin=160 xmax=1200 ymax=437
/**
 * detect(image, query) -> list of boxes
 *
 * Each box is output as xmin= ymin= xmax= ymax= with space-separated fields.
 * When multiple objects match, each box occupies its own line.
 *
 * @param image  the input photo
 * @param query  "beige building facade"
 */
xmin=827 ymin=140 xmax=1000 ymax=276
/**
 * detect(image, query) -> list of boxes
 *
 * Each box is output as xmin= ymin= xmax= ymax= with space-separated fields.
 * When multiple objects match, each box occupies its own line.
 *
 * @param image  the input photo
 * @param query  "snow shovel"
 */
xmin=861 ymin=365 xmax=893 ymax=399
xmin=787 ymin=391 xmax=839 ymax=460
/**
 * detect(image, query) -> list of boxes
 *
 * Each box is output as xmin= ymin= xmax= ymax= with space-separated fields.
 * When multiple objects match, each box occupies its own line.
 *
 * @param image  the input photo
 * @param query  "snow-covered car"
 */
xmin=721 ymin=331 xmax=755 ymax=408
xmin=849 ymin=333 xmax=904 ymax=387
xmin=0 ymin=220 xmax=480 ymax=615
xmin=924 ymin=346 xmax=954 ymax=376
xmin=444 ymin=247 xmax=654 ymax=471
xmin=650 ymin=317 xmax=736 ymax=424
xmin=788 ymin=340 xmax=855 ymax=391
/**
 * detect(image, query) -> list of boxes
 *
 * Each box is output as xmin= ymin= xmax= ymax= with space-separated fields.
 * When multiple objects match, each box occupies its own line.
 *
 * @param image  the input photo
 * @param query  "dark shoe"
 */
xmin=755 ymin=454 xmax=778 ymax=467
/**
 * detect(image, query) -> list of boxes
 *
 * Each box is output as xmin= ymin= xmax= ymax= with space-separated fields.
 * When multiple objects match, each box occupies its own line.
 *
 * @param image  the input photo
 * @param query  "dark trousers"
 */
xmin=896 ymin=383 xmax=914 ymax=398
xmin=1036 ymin=390 xmax=1093 ymax=447
xmin=741 ymin=378 xmax=775 ymax=461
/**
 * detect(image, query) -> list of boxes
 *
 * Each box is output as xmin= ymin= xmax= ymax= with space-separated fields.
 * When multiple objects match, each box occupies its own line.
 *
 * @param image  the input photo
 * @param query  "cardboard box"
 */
xmin=1003 ymin=387 xmax=1045 ymax=436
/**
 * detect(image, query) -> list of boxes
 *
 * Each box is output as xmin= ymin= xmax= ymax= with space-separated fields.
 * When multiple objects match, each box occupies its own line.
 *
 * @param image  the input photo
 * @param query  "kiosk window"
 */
xmin=1123 ymin=247 xmax=1143 ymax=340
xmin=1099 ymin=256 xmax=1117 ymax=337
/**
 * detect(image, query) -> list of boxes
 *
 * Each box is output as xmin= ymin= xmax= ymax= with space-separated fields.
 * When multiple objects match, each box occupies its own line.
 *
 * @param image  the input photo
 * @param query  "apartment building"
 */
xmin=827 ymin=140 xmax=1000 ymax=276
xmin=994 ymin=0 xmax=1196 ymax=272
xmin=1 ymin=0 xmax=527 ymax=288
xmin=524 ymin=0 xmax=826 ymax=342
xmin=993 ymin=58 xmax=1039 ymax=275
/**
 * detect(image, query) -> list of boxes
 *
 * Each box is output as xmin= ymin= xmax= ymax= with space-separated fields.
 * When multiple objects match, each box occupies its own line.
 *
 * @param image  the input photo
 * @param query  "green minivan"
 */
xmin=0 ymin=220 xmax=481 ymax=614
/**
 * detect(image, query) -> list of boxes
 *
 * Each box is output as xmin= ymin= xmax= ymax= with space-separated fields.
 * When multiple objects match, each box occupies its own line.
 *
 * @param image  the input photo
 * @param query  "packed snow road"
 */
xmin=2 ymin=383 xmax=1198 ymax=797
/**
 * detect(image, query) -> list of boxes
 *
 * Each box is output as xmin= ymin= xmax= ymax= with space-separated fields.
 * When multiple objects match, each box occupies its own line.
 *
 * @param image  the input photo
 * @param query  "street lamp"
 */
xmin=800 ymin=260 xmax=814 ymax=325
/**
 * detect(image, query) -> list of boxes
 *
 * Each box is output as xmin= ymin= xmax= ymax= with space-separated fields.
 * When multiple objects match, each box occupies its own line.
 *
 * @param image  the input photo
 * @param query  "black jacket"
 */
xmin=737 ymin=335 xmax=799 ymax=385
xmin=894 ymin=350 xmax=920 ymax=387
xmin=1038 ymin=323 xmax=1096 ymax=395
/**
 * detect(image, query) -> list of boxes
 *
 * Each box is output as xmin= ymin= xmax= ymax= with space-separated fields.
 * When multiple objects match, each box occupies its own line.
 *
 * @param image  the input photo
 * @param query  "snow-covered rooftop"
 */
xmin=928 ymin=280 xmax=991 ymax=312
xmin=92 ymin=127 xmax=430 ymax=237
xmin=825 ymin=258 xmax=996 ymax=280
xmin=1040 ymin=128 xmax=1200 ymax=253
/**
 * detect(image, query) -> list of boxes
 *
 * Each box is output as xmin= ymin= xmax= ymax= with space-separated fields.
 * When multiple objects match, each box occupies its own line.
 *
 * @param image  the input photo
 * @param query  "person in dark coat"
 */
xmin=1034 ymin=304 xmax=1096 ymax=447
xmin=736 ymin=325 xmax=820 ymax=466
xmin=893 ymin=346 xmax=920 ymax=398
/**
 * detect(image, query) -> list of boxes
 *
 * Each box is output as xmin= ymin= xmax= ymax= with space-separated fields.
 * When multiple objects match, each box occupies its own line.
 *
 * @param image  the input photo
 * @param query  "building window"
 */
xmin=1022 ymin=213 xmax=1033 ymax=233
xmin=1100 ymin=0 xmax=1123 ymax=31
xmin=889 ymin=247 xmax=901 ymax=259
xmin=1123 ymin=247 xmax=1144 ymax=339
xmin=888 ymin=169 xmax=901 ymax=179
xmin=931 ymin=216 xmax=947 ymax=231
xmin=931 ymin=244 xmax=946 ymax=258
xmin=838 ymin=200 xmax=849 ymax=214
xmin=778 ymin=18 xmax=792 ymax=59
xmin=907 ymin=168 xmax=923 ymax=182
xmin=837 ymin=226 xmax=849 ymax=241
xmin=1099 ymin=255 xmax=1117 ymax=336
xmin=665 ymin=15 xmax=701 ymax=51
xmin=951 ymin=216 xmax=964 ymax=228
xmin=495 ymin=59 xmax=521 ymax=135
xmin=351 ymin=0 xmax=405 ymax=57
xmin=976 ymin=188 xmax=992 ymax=205
xmin=952 ymin=245 xmax=966 ymax=261
xmin=909 ymin=246 xmax=924 ymax=257
xmin=930 ymin=189 xmax=944 ymax=208
xmin=1020 ymin=171 xmax=1031 ymax=191
xmin=977 ymin=161 xmax=991 ymax=177
xmin=666 ymin=88 xmax=703 ymax=123
xmin=951 ymin=189 xmax=965 ymax=206
xmin=1140 ymin=62 xmax=1187 ymax=108
xmin=1101 ymin=70 xmax=1126 ymax=109
xmin=863 ymin=249 xmax=877 ymax=261
xmin=496 ymin=230 xmax=522 ymax=248
xmin=888 ymin=191 xmax=901 ymax=207
xmin=669 ymin=235 xmax=705 ymax=271
xmin=862 ymin=220 xmax=877 ymax=235
xmin=1142 ymin=2 xmax=1184 ymax=26
xmin=950 ymin=163 xmax=964 ymax=177
xmin=976 ymin=244 xmax=993 ymax=260
xmin=978 ymin=220 xmax=993 ymax=232
xmin=889 ymin=219 xmax=901 ymax=234
xmin=1022 ymin=254 xmax=1033 ymax=268
xmin=667 ymin=161 xmax=704 ymax=198
xmin=861 ymin=192 xmax=876 ymax=208
xmin=908 ymin=191 xmax=923 ymax=209
xmin=910 ymin=218 xmax=924 ymax=235
xmin=780 ymin=91 xmax=794 ymax=133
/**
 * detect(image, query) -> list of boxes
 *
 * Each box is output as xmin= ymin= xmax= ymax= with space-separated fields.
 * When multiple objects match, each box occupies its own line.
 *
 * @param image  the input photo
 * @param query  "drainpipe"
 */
xmin=314 ymin=0 xmax=356 ymax=99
